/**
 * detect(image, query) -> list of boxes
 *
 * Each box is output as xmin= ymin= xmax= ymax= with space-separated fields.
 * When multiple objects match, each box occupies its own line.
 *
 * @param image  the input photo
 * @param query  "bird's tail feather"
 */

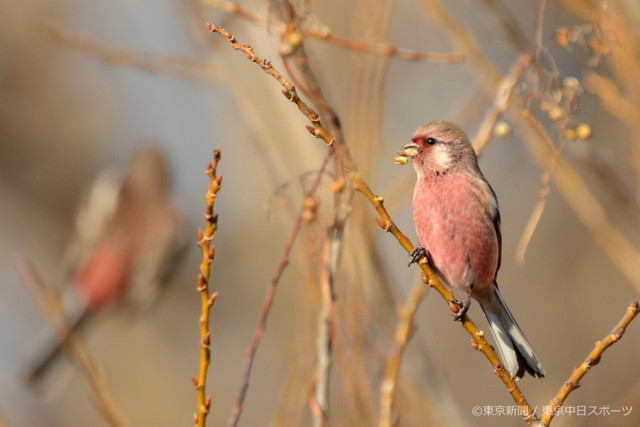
xmin=23 ymin=294 xmax=88 ymax=386
xmin=480 ymin=287 xmax=545 ymax=379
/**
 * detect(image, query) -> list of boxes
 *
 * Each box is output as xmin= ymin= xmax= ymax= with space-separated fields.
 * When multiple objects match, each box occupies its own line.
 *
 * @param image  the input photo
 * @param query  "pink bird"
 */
xmin=25 ymin=147 xmax=186 ymax=384
xmin=402 ymin=120 xmax=544 ymax=379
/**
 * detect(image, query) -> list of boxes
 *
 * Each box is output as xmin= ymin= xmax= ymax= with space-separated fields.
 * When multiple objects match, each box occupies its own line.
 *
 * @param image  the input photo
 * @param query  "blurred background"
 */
xmin=1 ymin=0 xmax=639 ymax=426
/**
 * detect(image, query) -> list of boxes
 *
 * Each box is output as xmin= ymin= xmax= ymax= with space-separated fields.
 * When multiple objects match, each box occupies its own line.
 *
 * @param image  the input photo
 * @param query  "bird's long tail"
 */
xmin=480 ymin=286 xmax=545 ymax=379
xmin=23 ymin=295 xmax=88 ymax=386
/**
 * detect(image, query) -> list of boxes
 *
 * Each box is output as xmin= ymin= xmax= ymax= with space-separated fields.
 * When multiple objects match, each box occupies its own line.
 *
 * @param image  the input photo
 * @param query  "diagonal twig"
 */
xmin=514 ymin=112 xmax=640 ymax=295
xmin=514 ymin=167 xmax=552 ymax=265
xmin=540 ymin=299 xmax=640 ymax=426
xmin=198 ymin=0 xmax=464 ymax=63
xmin=582 ymin=72 xmax=640 ymax=126
xmin=44 ymin=20 xmax=217 ymax=84
xmin=471 ymin=53 xmax=531 ymax=154
xmin=17 ymin=259 xmax=126 ymax=427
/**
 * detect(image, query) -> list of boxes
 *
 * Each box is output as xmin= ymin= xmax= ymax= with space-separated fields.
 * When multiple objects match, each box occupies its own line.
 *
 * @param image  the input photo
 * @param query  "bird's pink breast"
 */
xmin=74 ymin=241 xmax=132 ymax=311
xmin=413 ymin=172 xmax=499 ymax=296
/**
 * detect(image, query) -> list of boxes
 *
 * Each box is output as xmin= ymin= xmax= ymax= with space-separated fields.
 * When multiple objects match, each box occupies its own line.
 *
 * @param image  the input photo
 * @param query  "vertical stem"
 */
xmin=194 ymin=149 xmax=223 ymax=427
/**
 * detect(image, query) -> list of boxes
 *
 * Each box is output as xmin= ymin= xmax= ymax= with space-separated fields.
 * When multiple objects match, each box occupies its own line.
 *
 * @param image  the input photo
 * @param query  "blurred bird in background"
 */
xmin=24 ymin=146 xmax=186 ymax=385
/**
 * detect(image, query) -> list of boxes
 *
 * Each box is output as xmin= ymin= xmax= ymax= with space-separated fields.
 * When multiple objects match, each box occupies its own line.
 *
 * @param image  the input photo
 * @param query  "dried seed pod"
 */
xmin=493 ymin=121 xmax=511 ymax=138
xmin=548 ymin=106 xmax=564 ymax=121
xmin=576 ymin=123 xmax=592 ymax=140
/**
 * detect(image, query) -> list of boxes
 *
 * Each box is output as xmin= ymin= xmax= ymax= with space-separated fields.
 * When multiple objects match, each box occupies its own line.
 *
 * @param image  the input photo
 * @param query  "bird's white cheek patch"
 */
xmin=432 ymin=145 xmax=452 ymax=169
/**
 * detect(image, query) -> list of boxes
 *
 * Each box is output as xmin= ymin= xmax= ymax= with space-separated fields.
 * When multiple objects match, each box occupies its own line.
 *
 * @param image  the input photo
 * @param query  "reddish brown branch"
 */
xmin=228 ymin=151 xmax=332 ymax=427
xmin=199 ymin=0 xmax=464 ymax=63
xmin=44 ymin=20 xmax=216 ymax=84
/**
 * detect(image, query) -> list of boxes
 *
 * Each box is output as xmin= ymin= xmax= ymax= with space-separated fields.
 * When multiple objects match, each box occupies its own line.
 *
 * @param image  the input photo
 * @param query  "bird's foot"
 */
xmin=408 ymin=247 xmax=427 ymax=267
xmin=449 ymin=297 xmax=471 ymax=321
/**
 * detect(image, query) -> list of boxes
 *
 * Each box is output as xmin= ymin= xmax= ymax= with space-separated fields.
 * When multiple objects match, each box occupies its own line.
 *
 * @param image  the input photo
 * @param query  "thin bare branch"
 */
xmin=516 ymin=128 xmax=567 ymax=265
xmin=379 ymin=282 xmax=427 ymax=427
xmin=533 ymin=0 xmax=547 ymax=61
xmin=275 ymin=8 xmax=351 ymax=423
xmin=199 ymin=0 xmax=464 ymax=63
xmin=472 ymin=53 xmax=531 ymax=154
xmin=416 ymin=0 xmax=503 ymax=89
xmin=481 ymin=0 xmax=530 ymax=52
xmin=582 ymin=72 xmax=640 ymax=125
xmin=228 ymin=151 xmax=332 ymax=427
xmin=44 ymin=20 xmax=217 ymax=84
xmin=313 ymin=243 xmax=334 ymax=427
xmin=540 ymin=300 xmax=640 ymax=425
xmin=515 ymin=169 xmax=551 ymax=265
xmin=514 ymin=111 xmax=640 ymax=295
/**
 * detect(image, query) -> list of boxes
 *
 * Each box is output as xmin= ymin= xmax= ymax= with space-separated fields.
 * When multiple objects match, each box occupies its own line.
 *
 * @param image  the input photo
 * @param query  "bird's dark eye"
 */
xmin=426 ymin=137 xmax=437 ymax=145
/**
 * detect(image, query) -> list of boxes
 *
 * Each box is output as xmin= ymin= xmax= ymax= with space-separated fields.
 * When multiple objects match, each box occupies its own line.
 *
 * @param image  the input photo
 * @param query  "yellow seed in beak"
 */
xmin=394 ymin=156 xmax=409 ymax=165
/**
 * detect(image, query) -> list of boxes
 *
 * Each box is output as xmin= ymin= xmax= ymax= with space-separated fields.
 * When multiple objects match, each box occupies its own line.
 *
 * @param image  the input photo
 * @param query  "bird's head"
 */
xmin=397 ymin=120 xmax=477 ymax=177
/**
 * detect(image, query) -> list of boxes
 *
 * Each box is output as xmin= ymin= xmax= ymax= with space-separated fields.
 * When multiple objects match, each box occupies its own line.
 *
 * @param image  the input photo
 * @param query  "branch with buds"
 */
xmin=193 ymin=149 xmax=222 ymax=427
xmin=540 ymin=300 xmax=639 ymax=425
